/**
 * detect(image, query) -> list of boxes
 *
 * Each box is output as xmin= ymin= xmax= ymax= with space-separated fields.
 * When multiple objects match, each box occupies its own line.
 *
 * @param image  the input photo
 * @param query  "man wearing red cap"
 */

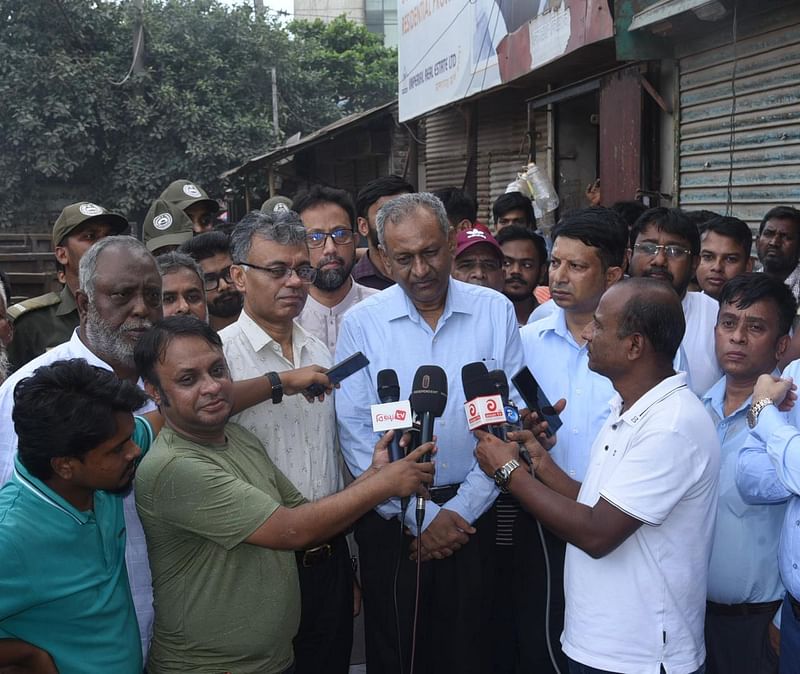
xmin=451 ymin=224 xmax=505 ymax=292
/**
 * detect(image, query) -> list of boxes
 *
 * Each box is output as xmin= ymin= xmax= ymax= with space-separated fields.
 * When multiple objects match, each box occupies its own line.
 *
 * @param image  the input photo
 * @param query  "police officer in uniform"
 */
xmin=6 ymin=201 xmax=127 ymax=370
xmin=159 ymin=179 xmax=220 ymax=234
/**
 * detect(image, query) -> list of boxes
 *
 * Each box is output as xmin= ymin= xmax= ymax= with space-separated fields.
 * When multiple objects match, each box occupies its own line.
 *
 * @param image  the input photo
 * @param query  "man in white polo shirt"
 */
xmin=475 ymin=277 xmax=720 ymax=674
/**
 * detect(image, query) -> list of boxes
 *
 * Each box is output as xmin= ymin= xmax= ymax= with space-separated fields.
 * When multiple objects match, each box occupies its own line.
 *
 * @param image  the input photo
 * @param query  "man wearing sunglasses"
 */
xmin=629 ymin=207 xmax=721 ymax=396
xmin=220 ymin=210 xmax=352 ymax=674
xmin=293 ymin=186 xmax=378 ymax=354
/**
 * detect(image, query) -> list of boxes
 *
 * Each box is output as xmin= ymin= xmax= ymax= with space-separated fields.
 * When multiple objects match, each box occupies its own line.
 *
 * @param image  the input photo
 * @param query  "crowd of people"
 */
xmin=1 ymin=174 xmax=800 ymax=674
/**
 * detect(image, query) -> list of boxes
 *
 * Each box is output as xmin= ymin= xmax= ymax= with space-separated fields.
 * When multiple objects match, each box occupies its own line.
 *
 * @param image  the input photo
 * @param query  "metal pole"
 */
xmin=271 ymin=67 xmax=280 ymax=137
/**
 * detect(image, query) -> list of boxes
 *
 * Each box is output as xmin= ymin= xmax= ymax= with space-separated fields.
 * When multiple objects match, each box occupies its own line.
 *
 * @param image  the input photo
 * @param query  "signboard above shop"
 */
xmin=398 ymin=0 xmax=615 ymax=121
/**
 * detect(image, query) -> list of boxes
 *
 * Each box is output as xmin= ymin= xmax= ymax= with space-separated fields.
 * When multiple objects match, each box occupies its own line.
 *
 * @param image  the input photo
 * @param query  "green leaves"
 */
xmin=0 ymin=0 xmax=397 ymax=226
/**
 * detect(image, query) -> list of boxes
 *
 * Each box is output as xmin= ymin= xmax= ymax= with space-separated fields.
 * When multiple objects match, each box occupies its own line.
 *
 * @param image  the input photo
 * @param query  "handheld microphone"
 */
xmin=488 ymin=369 xmax=531 ymax=467
xmin=377 ymin=369 xmax=406 ymax=464
xmin=462 ymin=362 xmax=507 ymax=439
xmin=408 ymin=365 xmax=448 ymax=528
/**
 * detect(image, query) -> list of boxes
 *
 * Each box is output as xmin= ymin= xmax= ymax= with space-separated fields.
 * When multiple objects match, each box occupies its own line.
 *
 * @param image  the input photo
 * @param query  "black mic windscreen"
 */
xmin=377 ymin=369 xmax=400 ymax=403
xmin=487 ymin=369 xmax=510 ymax=401
xmin=461 ymin=362 xmax=494 ymax=401
xmin=409 ymin=365 xmax=448 ymax=417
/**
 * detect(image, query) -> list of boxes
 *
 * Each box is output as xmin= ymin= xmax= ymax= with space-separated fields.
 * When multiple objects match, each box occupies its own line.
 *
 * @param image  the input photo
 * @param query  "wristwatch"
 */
xmin=266 ymin=371 xmax=283 ymax=404
xmin=747 ymin=397 xmax=774 ymax=429
xmin=494 ymin=459 xmax=521 ymax=493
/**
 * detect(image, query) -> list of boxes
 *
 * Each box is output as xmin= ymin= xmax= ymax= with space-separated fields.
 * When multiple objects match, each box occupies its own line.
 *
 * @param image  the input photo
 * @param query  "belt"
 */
xmin=296 ymin=536 xmax=341 ymax=568
xmin=706 ymin=599 xmax=782 ymax=617
xmin=428 ymin=483 xmax=460 ymax=506
xmin=789 ymin=593 xmax=800 ymax=621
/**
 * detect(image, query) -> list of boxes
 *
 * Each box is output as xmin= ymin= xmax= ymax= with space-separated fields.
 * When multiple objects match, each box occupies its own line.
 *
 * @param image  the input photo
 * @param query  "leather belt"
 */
xmin=428 ymin=483 xmax=460 ymax=506
xmin=706 ymin=599 xmax=782 ymax=617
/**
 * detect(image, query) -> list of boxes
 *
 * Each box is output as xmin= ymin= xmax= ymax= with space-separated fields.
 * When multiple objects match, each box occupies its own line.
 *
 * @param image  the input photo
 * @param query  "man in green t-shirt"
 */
xmin=133 ymin=315 xmax=434 ymax=674
xmin=0 ymin=359 xmax=153 ymax=674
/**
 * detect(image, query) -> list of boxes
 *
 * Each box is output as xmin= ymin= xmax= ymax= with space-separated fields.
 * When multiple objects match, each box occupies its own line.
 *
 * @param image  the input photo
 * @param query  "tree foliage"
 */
xmin=0 ymin=0 xmax=397 ymax=226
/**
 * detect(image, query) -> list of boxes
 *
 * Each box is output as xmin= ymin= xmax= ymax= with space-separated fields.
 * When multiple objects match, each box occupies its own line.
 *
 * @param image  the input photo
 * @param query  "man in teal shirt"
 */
xmin=0 ymin=359 xmax=152 ymax=674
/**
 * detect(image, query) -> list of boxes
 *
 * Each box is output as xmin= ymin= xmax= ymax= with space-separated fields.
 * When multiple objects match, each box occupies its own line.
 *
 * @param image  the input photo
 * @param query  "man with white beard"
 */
xmin=0 ymin=235 xmax=162 ymax=658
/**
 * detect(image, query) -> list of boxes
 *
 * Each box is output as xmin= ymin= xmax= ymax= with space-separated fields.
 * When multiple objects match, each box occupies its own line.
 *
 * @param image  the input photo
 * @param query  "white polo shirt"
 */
xmin=562 ymin=373 xmax=720 ymax=674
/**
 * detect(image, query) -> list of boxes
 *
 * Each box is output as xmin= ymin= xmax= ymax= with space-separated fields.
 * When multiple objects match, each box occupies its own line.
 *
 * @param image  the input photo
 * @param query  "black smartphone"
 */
xmin=511 ymin=366 xmax=563 ymax=438
xmin=305 ymin=351 xmax=370 ymax=396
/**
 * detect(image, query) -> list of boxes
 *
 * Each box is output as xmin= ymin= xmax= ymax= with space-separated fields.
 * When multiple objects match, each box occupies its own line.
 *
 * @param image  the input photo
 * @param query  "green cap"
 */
xmin=260 ymin=195 xmax=292 ymax=214
xmin=52 ymin=202 xmax=128 ymax=247
xmin=143 ymin=199 xmax=195 ymax=253
xmin=159 ymin=179 xmax=219 ymax=214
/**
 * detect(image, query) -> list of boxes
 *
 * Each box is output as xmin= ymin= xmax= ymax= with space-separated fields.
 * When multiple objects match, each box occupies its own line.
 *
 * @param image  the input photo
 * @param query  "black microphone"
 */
xmin=377 ymin=369 xmax=406 ymax=464
xmin=488 ymin=369 xmax=531 ymax=467
xmin=408 ymin=365 xmax=448 ymax=528
xmin=462 ymin=362 xmax=505 ymax=439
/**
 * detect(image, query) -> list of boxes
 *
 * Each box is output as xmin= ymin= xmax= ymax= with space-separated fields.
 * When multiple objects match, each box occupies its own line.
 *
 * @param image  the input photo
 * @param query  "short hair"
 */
xmin=432 ymin=187 xmax=477 ymax=225
xmin=178 ymin=231 xmax=231 ymax=262
xmin=552 ymin=207 xmax=628 ymax=269
xmin=718 ymin=272 xmax=796 ymax=336
xmin=610 ymin=201 xmax=647 ymax=230
xmin=375 ymin=192 xmax=449 ymax=248
xmin=758 ymin=206 xmax=800 ymax=235
xmin=616 ymin=278 xmax=685 ymax=363
xmin=630 ymin=207 xmax=701 ymax=256
xmin=13 ymin=359 xmax=148 ymax=480
xmin=684 ymin=209 xmax=720 ymax=230
xmin=699 ymin=216 xmax=753 ymax=257
xmin=134 ymin=315 xmax=222 ymax=389
xmin=79 ymin=235 xmax=155 ymax=301
xmin=495 ymin=225 xmax=547 ymax=263
xmin=492 ymin=192 xmax=535 ymax=226
xmin=291 ymin=185 xmax=356 ymax=227
xmin=229 ymin=210 xmax=308 ymax=263
xmin=156 ymin=251 xmax=204 ymax=283
xmin=355 ymin=175 xmax=415 ymax=220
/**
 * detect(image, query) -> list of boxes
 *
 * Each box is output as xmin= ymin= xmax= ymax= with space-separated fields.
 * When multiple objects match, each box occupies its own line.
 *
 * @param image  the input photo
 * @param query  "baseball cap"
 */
xmin=261 ymin=195 xmax=292 ymax=214
xmin=52 ymin=202 xmax=128 ymax=247
xmin=455 ymin=224 xmax=503 ymax=259
xmin=143 ymin=199 xmax=195 ymax=253
xmin=159 ymin=179 xmax=220 ymax=214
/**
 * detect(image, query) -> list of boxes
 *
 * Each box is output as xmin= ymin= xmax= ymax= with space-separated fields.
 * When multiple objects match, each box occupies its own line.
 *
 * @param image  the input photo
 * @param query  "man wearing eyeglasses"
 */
xmin=179 ymin=231 xmax=243 ymax=332
xmin=293 ymin=186 xmax=378 ymax=354
xmin=219 ymin=210 xmax=352 ymax=674
xmin=629 ymin=207 xmax=721 ymax=396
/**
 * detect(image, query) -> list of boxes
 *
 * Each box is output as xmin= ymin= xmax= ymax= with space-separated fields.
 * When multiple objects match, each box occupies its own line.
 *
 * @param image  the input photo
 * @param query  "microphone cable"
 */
xmin=536 ymin=519 xmax=563 ymax=674
xmin=409 ymin=503 xmax=425 ymax=674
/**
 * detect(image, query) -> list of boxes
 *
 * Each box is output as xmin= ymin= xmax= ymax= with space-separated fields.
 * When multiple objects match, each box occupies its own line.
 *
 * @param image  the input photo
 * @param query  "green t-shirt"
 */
xmin=134 ymin=422 xmax=306 ymax=674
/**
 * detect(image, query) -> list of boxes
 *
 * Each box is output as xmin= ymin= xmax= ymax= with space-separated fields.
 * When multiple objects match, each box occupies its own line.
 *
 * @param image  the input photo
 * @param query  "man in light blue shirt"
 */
xmin=703 ymin=273 xmax=795 ymax=674
xmin=336 ymin=192 xmax=524 ymax=674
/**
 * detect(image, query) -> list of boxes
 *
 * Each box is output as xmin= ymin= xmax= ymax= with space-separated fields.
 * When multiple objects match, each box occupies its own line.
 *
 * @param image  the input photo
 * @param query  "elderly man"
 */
xmin=450 ymin=223 xmax=505 ymax=292
xmin=336 ymin=192 xmax=525 ymax=673
xmin=476 ymin=277 xmax=720 ymax=674
xmin=156 ymin=252 xmax=208 ymax=322
xmin=133 ymin=316 xmax=433 ymax=674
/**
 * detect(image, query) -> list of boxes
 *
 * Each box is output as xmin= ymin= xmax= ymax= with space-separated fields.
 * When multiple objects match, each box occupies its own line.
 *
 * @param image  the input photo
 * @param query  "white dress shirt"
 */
xmin=676 ymin=291 xmax=721 ymax=396
xmin=221 ymin=310 xmax=341 ymax=501
xmin=296 ymin=280 xmax=379 ymax=355
xmin=0 ymin=329 xmax=155 ymax=658
xmin=562 ymin=373 xmax=720 ymax=674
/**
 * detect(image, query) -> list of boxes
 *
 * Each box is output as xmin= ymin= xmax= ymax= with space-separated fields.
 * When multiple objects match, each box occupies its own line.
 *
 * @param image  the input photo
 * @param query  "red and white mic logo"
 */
xmin=464 ymin=394 xmax=507 ymax=430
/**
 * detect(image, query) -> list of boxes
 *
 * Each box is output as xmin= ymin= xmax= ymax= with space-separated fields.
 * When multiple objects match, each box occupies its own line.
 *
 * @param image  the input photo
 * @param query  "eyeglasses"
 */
xmin=306 ymin=228 xmax=355 ymax=248
xmin=202 ymin=265 xmax=233 ymax=291
xmin=633 ymin=243 xmax=692 ymax=259
xmin=236 ymin=261 xmax=318 ymax=284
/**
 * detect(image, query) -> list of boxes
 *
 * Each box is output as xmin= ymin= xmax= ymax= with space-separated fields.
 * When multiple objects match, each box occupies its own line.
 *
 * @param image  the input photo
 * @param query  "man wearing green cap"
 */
xmin=7 ymin=202 xmax=127 ymax=370
xmin=159 ymin=179 xmax=220 ymax=234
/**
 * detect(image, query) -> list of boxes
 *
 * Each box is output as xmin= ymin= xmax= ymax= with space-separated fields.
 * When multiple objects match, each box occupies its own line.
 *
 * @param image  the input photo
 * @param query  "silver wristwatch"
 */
xmin=494 ymin=459 xmax=521 ymax=493
xmin=747 ymin=397 xmax=774 ymax=429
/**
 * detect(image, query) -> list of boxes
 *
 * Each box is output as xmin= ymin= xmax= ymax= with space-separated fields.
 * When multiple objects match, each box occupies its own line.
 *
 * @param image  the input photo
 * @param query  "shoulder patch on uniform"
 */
xmin=7 ymin=292 xmax=62 ymax=321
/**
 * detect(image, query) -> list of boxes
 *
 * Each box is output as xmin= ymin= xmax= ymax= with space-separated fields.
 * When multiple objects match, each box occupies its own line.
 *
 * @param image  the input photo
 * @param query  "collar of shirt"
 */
xmin=610 ymin=372 xmax=688 ymax=427
xmin=304 ymin=279 xmax=367 ymax=317
xmin=56 ymin=285 xmax=78 ymax=317
xmin=12 ymin=457 xmax=92 ymax=524
xmin=237 ymin=309 xmax=314 ymax=361
xmin=703 ymin=368 xmax=781 ymax=421
xmin=383 ymin=278 xmax=474 ymax=330
xmin=353 ymin=251 xmax=392 ymax=284
xmin=530 ymin=305 xmax=585 ymax=350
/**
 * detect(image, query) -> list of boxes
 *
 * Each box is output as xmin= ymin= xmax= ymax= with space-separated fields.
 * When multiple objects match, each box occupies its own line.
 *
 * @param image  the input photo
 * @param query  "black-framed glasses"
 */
xmin=202 ymin=265 xmax=233 ymax=291
xmin=306 ymin=228 xmax=355 ymax=248
xmin=633 ymin=243 xmax=692 ymax=259
xmin=236 ymin=261 xmax=318 ymax=284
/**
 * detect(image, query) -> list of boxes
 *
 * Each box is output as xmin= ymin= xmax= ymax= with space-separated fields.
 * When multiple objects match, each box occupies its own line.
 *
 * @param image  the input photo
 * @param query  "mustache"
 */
xmin=643 ymin=268 xmax=673 ymax=281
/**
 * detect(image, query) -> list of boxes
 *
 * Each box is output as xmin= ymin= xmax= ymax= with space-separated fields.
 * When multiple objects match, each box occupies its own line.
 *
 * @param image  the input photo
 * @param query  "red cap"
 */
xmin=455 ymin=224 xmax=503 ymax=259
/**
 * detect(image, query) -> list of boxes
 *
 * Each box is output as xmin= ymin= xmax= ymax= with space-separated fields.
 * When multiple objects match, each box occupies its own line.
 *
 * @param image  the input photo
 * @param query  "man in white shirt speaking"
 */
xmin=476 ymin=277 xmax=720 ymax=674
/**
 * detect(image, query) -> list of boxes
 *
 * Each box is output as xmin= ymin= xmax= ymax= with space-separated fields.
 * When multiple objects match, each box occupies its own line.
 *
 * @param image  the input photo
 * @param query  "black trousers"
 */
xmin=355 ymin=507 xmax=497 ymax=674
xmin=705 ymin=608 xmax=779 ymax=674
xmin=292 ymin=535 xmax=354 ymax=674
xmin=491 ymin=512 xmax=568 ymax=673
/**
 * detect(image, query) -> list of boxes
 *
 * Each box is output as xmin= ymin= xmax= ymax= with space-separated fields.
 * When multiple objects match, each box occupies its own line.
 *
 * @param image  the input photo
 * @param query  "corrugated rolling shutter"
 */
xmin=422 ymin=107 xmax=469 ymax=192
xmin=475 ymin=90 xmax=531 ymax=226
xmin=678 ymin=15 xmax=800 ymax=229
